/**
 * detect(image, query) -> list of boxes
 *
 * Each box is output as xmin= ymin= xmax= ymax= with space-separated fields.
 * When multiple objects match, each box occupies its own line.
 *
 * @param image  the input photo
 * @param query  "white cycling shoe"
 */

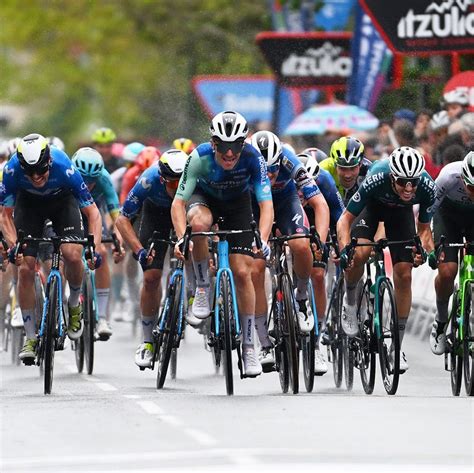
xmin=192 ymin=287 xmax=211 ymax=319
xmin=430 ymin=321 xmax=446 ymax=355
xmin=242 ymin=346 xmax=262 ymax=377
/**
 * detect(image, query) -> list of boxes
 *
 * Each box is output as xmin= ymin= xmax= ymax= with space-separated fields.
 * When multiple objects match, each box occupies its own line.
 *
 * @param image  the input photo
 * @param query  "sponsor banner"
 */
xmin=256 ymin=32 xmax=352 ymax=88
xmin=347 ymin=5 xmax=393 ymax=111
xmin=192 ymin=75 xmax=319 ymax=135
xmin=360 ymin=0 xmax=474 ymax=55
xmin=314 ymin=0 xmax=356 ymax=31
xmin=444 ymin=70 xmax=474 ymax=111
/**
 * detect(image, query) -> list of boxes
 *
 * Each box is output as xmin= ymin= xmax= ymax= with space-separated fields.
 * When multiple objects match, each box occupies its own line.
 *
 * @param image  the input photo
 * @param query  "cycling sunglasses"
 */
xmin=21 ymin=161 xmax=50 ymax=177
xmin=394 ymin=176 xmax=420 ymax=188
xmin=213 ymin=138 xmax=245 ymax=154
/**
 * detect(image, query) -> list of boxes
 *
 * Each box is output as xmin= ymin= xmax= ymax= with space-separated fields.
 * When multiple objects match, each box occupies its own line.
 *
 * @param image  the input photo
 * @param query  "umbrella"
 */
xmin=443 ymin=71 xmax=474 ymax=112
xmin=283 ymin=103 xmax=379 ymax=136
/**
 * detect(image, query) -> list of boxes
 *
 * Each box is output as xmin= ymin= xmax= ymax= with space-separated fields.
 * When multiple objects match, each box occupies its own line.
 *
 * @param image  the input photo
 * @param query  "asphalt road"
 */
xmin=1 ymin=319 xmax=473 ymax=472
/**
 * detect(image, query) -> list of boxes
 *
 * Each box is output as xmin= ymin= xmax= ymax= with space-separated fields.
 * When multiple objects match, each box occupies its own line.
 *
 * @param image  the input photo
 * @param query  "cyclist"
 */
xmin=116 ymin=149 xmax=189 ymax=369
xmin=46 ymin=136 xmax=65 ymax=152
xmin=249 ymin=131 xmax=329 ymax=370
xmin=0 ymin=134 xmax=102 ymax=363
xmin=91 ymin=127 xmax=121 ymax=173
xmin=171 ymin=111 xmax=274 ymax=377
xmin=172 ymin=137 xmax=196 ymax=155
xmin=337 ymin=147 xmax=436 ymax=372
xmin=429 ymin=151 xmax=474 ymax=354
xmin=320 ymin=136 xmax=372 ymax=206
xmin=72 ymin=147 xmax=125 ymax=340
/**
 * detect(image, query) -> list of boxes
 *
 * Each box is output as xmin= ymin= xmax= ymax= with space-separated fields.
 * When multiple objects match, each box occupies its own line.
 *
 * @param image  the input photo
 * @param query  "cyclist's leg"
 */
xmin=95 ymin=241 xmax=113 ymax=337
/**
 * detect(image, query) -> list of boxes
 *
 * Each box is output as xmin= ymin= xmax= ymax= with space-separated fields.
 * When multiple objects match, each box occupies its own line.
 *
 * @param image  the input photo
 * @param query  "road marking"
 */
xmin=183 ymin=427 xmax=218 ymax=446
xmin=159 ymin=414 xmax=183 ymax=427
xmin=123 ymin=394 xmax=142 ymax=399
xmin=95 ymin=382 xmax=117 ymax=392
xmin=136 ymin=400 xmax=164 ymax=415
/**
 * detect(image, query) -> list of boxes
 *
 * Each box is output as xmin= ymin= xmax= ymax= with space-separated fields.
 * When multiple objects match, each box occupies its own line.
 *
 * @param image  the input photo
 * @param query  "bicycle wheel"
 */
xmin=44 ymin=276 xmax=59 ymax=395
xmin=82 ymin=274 xmax=95 ymax=375
xmin=332 ymin=278 xmax=344 ymax=388
xmin=302 ymin=327 xmax=315 ymax=392
xmin=218 ymin=273 xmax=234 ymax=396
xmin=343 ymin=335 xmax=354 ymax=391
xmin=447 ymin=290 xmax=462 ymax=396
xmin=462 ymin=283 xmax=473 ymax=396
xmin=377 ymin=279 xmax=399 ymax=395
xmin=273 ymin=295 xmax=289 ymax=393
xmin=357 ymin=281 xmax=376 ymax=395
xmin=282 ymin=275 xmax=299 ymax=394
xmin=157 ymin=275 xmax=182 ymax=389
xmin=170 ymin=348 xmax=177 ymax=380
xmin=73 ymin=339 xmax=84 ymax=373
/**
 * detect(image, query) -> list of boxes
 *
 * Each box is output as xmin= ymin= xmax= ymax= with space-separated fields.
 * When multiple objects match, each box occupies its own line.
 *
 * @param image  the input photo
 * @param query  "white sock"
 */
xmin=345 ymin=281 xmax=357 ymax=306
xmin=295 ymin=276 xmax=309 ymax=300
xmin=22 ymin=309 xmax=36 ymax=339
xmin=193 ymin=259 xmax=210 ymax=288
xmin=68 ymin=285 xmax=81 ymax=307
xmin=96 ymin=288 xmax=110 ymax=319
xmin=255 ymin=314 xmax=272 ymax=348
xmin=141 ymin=315 xmax=155 ymax=343
xmin=241 ymin=314 xmax=255 ymax=347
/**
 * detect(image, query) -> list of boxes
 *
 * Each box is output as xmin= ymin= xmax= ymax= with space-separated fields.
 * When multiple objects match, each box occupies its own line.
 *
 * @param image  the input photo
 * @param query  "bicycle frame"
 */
xmin=367 ymin=250 xmax=389 ymax=339
xmin=459 ymin=254 xmax=474 ymax=340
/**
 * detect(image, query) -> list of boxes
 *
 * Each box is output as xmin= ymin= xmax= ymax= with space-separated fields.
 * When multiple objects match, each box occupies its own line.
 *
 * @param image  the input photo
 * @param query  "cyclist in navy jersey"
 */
xmin=0 ymin=134 xmax=102 ymax=363
xmin=171 ymin=111 xmax=274 ymax=377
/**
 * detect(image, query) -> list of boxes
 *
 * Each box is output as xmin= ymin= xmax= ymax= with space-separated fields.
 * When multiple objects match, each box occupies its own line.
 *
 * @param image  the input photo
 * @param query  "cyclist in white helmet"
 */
xmin=337 ymin=146 xmax=437 ymax=372
xmin=429 ymin=151 xmax=474 ymax=355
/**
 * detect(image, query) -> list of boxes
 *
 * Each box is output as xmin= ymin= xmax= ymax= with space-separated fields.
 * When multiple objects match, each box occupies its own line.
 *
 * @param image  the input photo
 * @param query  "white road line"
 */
xmin=136 ymin=400 xmax=164 ymax=415
xmin=159 ymin=414 xmax=183 ymax=427
xmin=183 ymin=427 xmax=218 ymax=446
xmin=83 ymin=376 xmax=100 ymax=382
xmin=123 ymin=394 xmax=142 ymax=399
xmin=95 ymin=382 xmax=117 ymax=392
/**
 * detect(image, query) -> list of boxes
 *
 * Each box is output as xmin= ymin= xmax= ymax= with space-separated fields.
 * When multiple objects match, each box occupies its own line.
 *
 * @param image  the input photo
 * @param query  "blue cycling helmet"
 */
xmin=72 ymin=147 xmax=104 ymax=178
xmin=122 ymin=142 xmax=145 ymax=163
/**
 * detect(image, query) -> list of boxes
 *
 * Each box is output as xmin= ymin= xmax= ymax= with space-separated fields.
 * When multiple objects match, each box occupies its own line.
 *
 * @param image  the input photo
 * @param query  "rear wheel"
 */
xmin=282 ymin=275 xmax=299 ymax=394
xmin=447 ymin=289 xmax=462 ymax=396
xmin=462 ymin=283 xmax=473 ymax=396
xmin=377 ymin=279 xmax=399 ymax=395
xmin=73 ymin=339 xmax=84 ymax=373
xmin=332 ymin=278 xmax=344 ymax=388
xmin=343 ymin=335 xmax=354 ymax=391
xmin=218 ymin=273 xmax=234 ymax=395
xmin=157 ymin=275 xmax=182 ymax=389
xmin=44 ymin=277 xmax=59 ymax=395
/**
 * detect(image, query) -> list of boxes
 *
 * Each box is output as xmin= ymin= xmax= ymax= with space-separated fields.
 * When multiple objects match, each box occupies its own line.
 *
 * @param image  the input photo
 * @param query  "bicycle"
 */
xmin=267 ymin=226 xmax=321 ymax=394
xmin=434 ymin=236 xmax=474 ymax=396
xmin=190 ymin=222 xmax=261 ymax=396
xmin=14 ymin=230 xmax=95 ymax=394
xmin=74 ymin=233 xmax=121 ymax=375
xmin=347 ymin=236 xmax=424 ymax=395
xmin=148 ymin=230 xmax=189 ymax=389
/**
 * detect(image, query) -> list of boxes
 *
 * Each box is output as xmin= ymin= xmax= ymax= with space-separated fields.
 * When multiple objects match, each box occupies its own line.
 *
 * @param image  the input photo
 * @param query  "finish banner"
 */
xmin=360 ymin=0 xmax=474 ymax=54
xmin=256 ymin=32 xmax=352 ymax=88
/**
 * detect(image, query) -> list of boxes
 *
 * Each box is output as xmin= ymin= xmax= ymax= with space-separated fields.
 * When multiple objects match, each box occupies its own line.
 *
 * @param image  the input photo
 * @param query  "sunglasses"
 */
xmin=161 ymin=177 xmax=180 ymax=189
xmin=21 ymin=162 xmax=50 ymax=177
xmin=394 ymin=176 xmax=420 ymax=188
xmin=213 ymin=139 xmax=245 ymax=154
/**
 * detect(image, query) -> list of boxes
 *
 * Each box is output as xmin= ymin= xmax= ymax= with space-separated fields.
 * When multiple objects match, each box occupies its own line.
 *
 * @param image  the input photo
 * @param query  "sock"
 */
xmin=436 ymin=299 xmax=449 ymax=324
xmin=141 ymin=315 xmax=155 ymax=343
xmin=96 ymin=288 xmax=110 ymax=319
xmin=111 ymin=273 xmax=124 ymax=300
xmin=398 ymin=319 xmax=407 ymax=346
xmin=241 ymin=314 xmax=255 ymax=347
xmin=68 ymin=285 xmax=81 ymax=307
xmin=345 ymin=281 xmax=357 ymax=305
xmin=193 ymin=259 xmax=210 ymax=288
xmin=295 ymin=276 xmax=309 ymax=300
xmin=21 ymin=309 xmax=36 ymax=339
xmin=255 ymin=314 xmax=272 ymax=347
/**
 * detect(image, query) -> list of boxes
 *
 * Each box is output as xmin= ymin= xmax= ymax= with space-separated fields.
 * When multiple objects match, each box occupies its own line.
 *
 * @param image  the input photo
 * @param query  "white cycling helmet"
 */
xmin=47 ymin=136 xmax=65 ymax=151
xmin=209 ymin=111 xmax=248 ymax=142
xmin=389 ymin=146 xmax=425 ymax=179
xmin=462 ymin=151 xmax=474 ymax=186
xmin=158 ymin=149 xmax=189 ymax=180
xmin=443 ymin=88 xmax=468 ymax=106
xmin=298 ymin=152 xmax=320 ymax=179
xmin=251 ymin=130 xmax=282 ymax=167
xmin=430 ymin=111 xmax=450 ymax=131
xmin=122 ymin=141 xmax=145 ymax=163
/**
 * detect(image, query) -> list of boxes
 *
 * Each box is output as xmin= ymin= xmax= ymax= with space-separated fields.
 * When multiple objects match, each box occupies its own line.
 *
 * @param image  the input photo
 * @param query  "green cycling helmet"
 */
xmin=91 ymin=127 xmax=116 ymax=144
xmin=330 ymin=136 xmax=365 ymax=167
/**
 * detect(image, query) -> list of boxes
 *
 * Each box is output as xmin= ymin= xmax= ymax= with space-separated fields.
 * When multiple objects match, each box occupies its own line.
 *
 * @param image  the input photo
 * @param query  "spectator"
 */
xmin=415 ymin=109 xmax=432 ymax=139
xmin=443 ymin=89 xmax=469 ymax=120
xmin=441 ymin=144 xmax=465 ymax=165
xmin=393 ymin=108 xmax=416 ymax=126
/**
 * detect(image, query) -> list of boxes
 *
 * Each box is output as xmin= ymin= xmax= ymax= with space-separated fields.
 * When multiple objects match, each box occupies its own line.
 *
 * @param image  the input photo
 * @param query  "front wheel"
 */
xmin=82 ymin=274 xmax=95 ymax=375
xmin=282 ymin=275 xmax=299 ymax=394
xmin=331 ymin=277 xmax=344 ymax=388
xmin=302 ymin=328 xmax=315 ymax=393
xmin=462 ymin=283 xmax=473 ymax=396
xmin=447 ymin=289 xmax=462 ymax=396
xmin=44 ymin=276 xmax=59 ymax=395
xmin=218 ymin=273 xmax=234 ymax=396
xmin=342 ymin=335 xmax=354 ymax=391
xmin=377 ymin=279 xmax=399 ymax=395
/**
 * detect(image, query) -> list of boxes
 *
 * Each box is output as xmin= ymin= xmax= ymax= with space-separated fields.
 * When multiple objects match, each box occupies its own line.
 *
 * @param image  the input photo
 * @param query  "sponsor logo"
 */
xmin=222 ymin=94 xmax=273 ymax=113
xmin=262 ymin=185 xmax=271 ymax=194
xmin=4 ymin=166 xmax=14 ymax=176
xmin=140 ymin=177 xmax=152 ymax=190
xmin=180 ymin=159 xmax=190 ymax=191
xmin=64 ymin=226 xmax=75 ymax=232
xmin=292 ymin=213 xmax=302 ymax=226
xmin=281 ymin=42 xmax=352 ymax=78
xmin=66 ymin=165 xmax=75 ymax=177
xmin=397 ymin=1 xmax=474 ymax=40
xmin=352 ymin=191 xmax=361 ymax=202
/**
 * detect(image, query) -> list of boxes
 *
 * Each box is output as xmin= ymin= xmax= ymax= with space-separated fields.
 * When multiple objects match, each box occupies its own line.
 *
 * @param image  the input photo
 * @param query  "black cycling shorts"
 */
xmin=433 ymin=200 xmax=474 ymax=263
xmin=138 ymin=200 xmax=173 ymax=271
xmin=188 ymin=189 xmax=255 ymax=257
xmin=13 ymin=191 xmax=84 ymax=258
xmin=351 ymin=201 xmax=415 ymax=265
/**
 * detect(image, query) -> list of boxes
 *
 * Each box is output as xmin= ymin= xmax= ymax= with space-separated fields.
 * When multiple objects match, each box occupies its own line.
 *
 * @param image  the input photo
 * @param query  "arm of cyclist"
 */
xmin=414 ymin=221 xmax=435 ymax=267
xmin=336 ymin=209 xmax=357 ymax=269
xmin=0 ymin=206 xmax=22 ymax=265
xmin=81 ymin=203 xmax=102 ymax=268
xmin=257 ymin=199 xmax=274 ymax=257
xmin=306 ymin=193 xmax=329 ymax=253
xmin=108 ymin=209 xmax=126 ymax=262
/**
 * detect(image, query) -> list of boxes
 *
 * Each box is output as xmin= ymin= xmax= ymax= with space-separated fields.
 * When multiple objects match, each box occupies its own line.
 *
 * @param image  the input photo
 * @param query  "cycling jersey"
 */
xmin=121 ymin=165 xmax=172 ymax=219
xmin=120 ymin=164 xmax=146 ymax=204
xmin=347 ymin=158 xmax=437 ymax=224
xmin=1 ymin=147 xmax=93 ymax=208
xmin=87 ymin=168 xmax=120 ymax=219
xmin=431 ymin=161 xmax=474 ymax=215
xmin=320 ymin=156 xmax=372 ymax=205
xmin=175 ymin=142 xmax=272 ymax=203
xmin=315 ymin=169 xmax=345 ymax=225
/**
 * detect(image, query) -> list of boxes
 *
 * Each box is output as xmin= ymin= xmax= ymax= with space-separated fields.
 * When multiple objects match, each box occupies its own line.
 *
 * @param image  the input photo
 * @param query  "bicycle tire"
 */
xmin=302 ymin=327 xmax=315 ymax=392
xmin=82 ymin=274 xmax=95 ymax=375
xmin=462 ymin=283 xmax=473 ymax=396
xmin=282 ymin=274 xmax=299 ymax=394
xmin=44 ymin=276 xmax=59 ymax=395
xmin=157 ymin=275 xmax=182 ymax=389
xmin=219 ymin=273 xmax=234 ymax=396
xmin=343 ymin=335 xmax=354 ymax=391
xmin=170 ymin=348 xmax=177 ymax=380
xmin=377 ymin=279 xmax=400 ymax=395
xmin=273 ymin=295 xmax=289 ymax=393
xmin=448 ymin=289 xmax=462 ymax=396
xmin=332 ymin=277 xmax=344 ymax=388
xmin=357 ymin=280 xmax=376 ymax=395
